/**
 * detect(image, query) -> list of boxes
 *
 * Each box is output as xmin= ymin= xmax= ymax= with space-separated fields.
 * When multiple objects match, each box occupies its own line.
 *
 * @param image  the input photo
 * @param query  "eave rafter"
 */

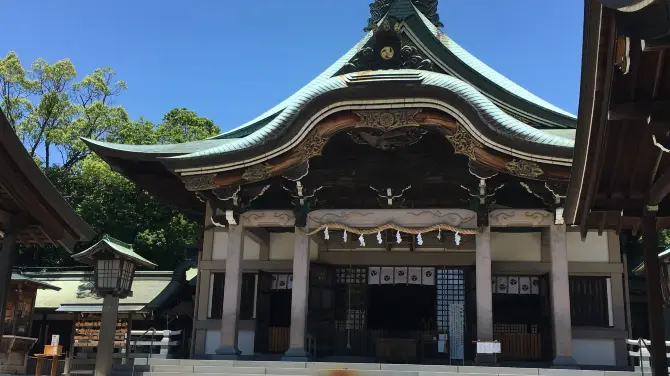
xmin=180 ymin=109 xmax=571 ymax=192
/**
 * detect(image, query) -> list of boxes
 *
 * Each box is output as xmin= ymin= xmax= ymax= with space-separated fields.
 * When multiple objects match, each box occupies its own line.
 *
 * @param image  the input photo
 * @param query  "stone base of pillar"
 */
xmin=281 ymin=347 xmax=309 ymax=361
xmin=552 ymin=356 xmax=578 ymax=369
xmin=211 ymin=345 xmax=241 ymax=360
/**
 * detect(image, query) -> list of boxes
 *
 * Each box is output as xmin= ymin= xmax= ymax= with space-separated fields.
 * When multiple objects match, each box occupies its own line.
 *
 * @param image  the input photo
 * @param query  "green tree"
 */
xmin=2 ymin=51 xmax=220 ymax=269
xmin=0 ymin=51 xmax=129 ymax=169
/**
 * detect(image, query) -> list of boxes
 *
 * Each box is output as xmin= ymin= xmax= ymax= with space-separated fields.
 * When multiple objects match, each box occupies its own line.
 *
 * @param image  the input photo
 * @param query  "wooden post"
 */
xmin=64 ymin=313 xmax=77 ymax=376
xmin=49 ymin=355 xmax=58 ymax=376
xmin=0 ymin=227 xmax=19 ymax=338
xmin=642 ymin=213 xmax=668 ymax=376
xmin=34 ymin=355 xmax=44 ymax=376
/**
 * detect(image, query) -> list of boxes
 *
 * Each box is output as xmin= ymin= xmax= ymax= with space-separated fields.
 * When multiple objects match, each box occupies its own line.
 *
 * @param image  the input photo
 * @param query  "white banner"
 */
xmin=531 ymin=277 xmax=540 ymax=295
xmin=368 ymin=267 xmax=381 ymax=285
xmin=277 ymin=274 xmax=288 ymax=290
xmin=496 ymin=276 xmax=508 ymax=294
xmin=408 ymin=267 xmax=422 ymax=284
xmin=381 ymin=267 xmax=394 ymax=284
xmin=271 ymin=274 xmax=278 ymax=290
xmin=507 ymin=276 xmax=520 ymax=294
xmin=422 ymin=267 xmax=435 ymax=285
xmin=394 ymin=267 xmax=408 ymax=284
xmin=519 ymin=277 xmax=531 ymax=294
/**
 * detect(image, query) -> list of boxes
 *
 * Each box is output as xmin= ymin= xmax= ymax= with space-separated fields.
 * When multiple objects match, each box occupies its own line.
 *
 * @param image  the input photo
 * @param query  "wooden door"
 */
xmin=254 ymin=271 xmax=273 ymax=354
xmin=308 ymin=263 xmax=336 ymax=356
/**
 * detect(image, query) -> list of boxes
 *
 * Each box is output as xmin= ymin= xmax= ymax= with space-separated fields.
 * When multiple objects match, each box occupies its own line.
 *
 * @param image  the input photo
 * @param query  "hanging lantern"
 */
xmin=417 ymin=233 xmax=423 ymax=246
xmin=454 ymin=231 xmax=461 ymax=246
xmin=343 ymin=231 xmax=348 ymax=243
xmin=377 ymin=232 xmax=382 ymax=244
xmin=396 ymin=231 xmax=402 ymax=244
xmin=359 ymin=234 xmax=366 ymax=247
xmin=324 ymin=227 xmax=330 ymax=240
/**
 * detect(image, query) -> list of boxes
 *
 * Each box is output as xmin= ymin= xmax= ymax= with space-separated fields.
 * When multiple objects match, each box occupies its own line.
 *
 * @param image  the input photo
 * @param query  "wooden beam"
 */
xmin=648 ymin=167 xmax=670 ymax=206
xmin=608 ymin=100 xmax=670 ymax=121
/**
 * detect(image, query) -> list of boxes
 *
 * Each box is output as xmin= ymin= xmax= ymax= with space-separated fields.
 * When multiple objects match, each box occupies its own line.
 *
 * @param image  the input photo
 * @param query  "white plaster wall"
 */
xmin=269 ymin=233 xmax=318 ymax=260
xmin=205 ymin=329 xmax=255 ymax=356
xmin=491 ymin=232 xmax=541 ymax=262
xmin=573 ymin=338 xmax=616 ymax=366
xmin=212 ymin=232 xmax=260 ymax=260
xmin=567 ymin=231 xmax=609 ymax=262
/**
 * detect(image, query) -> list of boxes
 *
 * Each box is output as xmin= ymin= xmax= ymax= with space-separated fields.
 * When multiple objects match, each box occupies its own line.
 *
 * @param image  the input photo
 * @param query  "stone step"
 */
xmin=128 ymin=359 xmax=638 ymax=376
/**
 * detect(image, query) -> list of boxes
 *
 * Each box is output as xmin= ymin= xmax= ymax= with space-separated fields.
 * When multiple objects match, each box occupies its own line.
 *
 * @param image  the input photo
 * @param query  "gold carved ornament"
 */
xmin=446 ymin=125 xmax=483 ymax=160
xmin=241 ymin=163 xmax=274 ymax=182
xmin=354 ymin=109 xmax=421 ymax=132
xmin=182 ymin=174 xmax=218 ymax=191
xmin=505 ymin=159 xmax=544 ymax=179
xmin=294 ymin=132 xmax=329 ymax=163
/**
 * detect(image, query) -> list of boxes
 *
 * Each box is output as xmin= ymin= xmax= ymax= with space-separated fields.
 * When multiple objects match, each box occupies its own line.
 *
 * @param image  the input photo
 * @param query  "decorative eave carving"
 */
xmin=354 ymin=109 xmax=421 ymax=131
xmin=183 ymin=174 xmax=217 ymax=191
xmin=294 ymin=133 xmax=328 ymax=163
xmin=242 ymin=163 xmax=274 ymax=182
xmin=489 ymin=209 xmax=553 ymax=227
xmin=307 ymin=208 xmax=477 ymax=229
xmin=446 ymin=125 xmax=483 ymax=160
xmin=241 ymin=210 xmax=296 ymax=227
xmin=505 ymin=159 xmax=544 ymax=179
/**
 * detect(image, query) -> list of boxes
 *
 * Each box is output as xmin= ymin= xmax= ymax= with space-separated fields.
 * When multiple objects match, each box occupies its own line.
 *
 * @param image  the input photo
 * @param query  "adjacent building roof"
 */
xmin=0 ymin=109 xmax=95 ymax=250
xmin=11 ymin=274 xmax=60 ymax=291
xmin=28 ymin=270 xmax=186 ymax=313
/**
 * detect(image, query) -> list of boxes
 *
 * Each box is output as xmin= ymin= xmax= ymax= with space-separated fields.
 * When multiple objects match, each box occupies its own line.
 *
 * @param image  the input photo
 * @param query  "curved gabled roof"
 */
xmin=84 ymin=0 xmax=576 ymax=173
xmin=168 ymin=70 xmax=572 ymax=162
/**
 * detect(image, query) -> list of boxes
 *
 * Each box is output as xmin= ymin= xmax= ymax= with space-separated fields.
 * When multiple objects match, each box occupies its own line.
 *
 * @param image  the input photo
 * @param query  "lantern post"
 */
xmin=72 ymin=236 xmax=156 ymax=376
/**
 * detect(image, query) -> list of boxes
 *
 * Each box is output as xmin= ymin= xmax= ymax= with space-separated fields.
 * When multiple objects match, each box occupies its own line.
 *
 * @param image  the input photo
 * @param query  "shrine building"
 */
xmin=83 ymin=0 xmax=627 ymax=368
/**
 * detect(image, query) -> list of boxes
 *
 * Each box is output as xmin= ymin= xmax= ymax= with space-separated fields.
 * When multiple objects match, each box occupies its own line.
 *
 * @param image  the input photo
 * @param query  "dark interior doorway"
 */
xmin=492 ymin=292 xmax=550 ymax=361
xmin=368 ymin=284 xmax=436 ymax=332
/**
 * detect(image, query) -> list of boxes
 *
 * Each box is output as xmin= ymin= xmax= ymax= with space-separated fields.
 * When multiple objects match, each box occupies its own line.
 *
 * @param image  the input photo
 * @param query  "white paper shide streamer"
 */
xmin=377 ymin=231 xmax=382 ymax=244
xmin=417 ymin=233 xmax=423 ymax=246
xmin=359 ymin=234 xmax=365 ymax=247
xmin=324 ymin=227 xmax=329 ymax=240
xmin=454 ymin=231 xmax=461 ymax=246
xmin=396 ymin=231 xmax=402 ymax=244
xmin=343 ymin=230 xmax=347 ymax=243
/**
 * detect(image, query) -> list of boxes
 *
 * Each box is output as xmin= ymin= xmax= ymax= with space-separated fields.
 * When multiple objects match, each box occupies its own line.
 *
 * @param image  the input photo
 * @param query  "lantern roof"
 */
xmin=72 ymin=235 xmax=157 ymax=269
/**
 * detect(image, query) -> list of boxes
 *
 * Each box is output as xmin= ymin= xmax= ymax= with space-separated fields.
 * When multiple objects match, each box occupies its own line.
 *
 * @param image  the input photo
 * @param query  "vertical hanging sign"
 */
xmin=448 ymin=303 xmax=465 ymax=360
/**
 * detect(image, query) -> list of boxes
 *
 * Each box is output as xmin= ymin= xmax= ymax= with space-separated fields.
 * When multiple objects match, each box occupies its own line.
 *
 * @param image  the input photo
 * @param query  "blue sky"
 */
xmin=3 ymin=1 xmax=583 ymax=133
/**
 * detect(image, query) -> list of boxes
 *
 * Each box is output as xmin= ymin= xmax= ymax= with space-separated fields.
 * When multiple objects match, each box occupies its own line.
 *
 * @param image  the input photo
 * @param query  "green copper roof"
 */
xmin=84 ymin=1 xmax=575 ymax=166
xmin=73 ymin=235 xmax=157 ymax=269
xmin=412 ymin=7 xmax=576 ymax=119
xmin=165 ymin=69 xmax=573 ymax=161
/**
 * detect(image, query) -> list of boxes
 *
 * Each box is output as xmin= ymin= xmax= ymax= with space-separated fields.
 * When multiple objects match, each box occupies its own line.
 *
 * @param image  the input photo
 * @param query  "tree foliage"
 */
xmin=1 ymin=51 xmax=219 ymax=269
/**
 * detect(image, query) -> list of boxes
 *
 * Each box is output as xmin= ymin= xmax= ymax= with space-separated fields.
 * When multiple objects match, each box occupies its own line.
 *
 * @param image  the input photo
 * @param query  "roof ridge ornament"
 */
xmin=365 ymin=0 xmax=442 ymax=32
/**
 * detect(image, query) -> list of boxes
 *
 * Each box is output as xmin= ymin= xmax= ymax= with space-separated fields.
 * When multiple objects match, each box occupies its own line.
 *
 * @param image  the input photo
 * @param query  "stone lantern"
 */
xmin=72 ymin=236 xmax=156 ymax=376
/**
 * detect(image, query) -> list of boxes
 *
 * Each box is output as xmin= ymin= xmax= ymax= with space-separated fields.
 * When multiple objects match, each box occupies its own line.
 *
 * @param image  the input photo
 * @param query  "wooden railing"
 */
xmin=626 ymin=338 xmax=670 ymax=374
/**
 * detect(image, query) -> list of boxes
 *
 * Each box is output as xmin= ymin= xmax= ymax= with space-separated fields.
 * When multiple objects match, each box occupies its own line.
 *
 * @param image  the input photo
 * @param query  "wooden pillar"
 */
xmin=283 ymin=227 xmax=310 ymax=361
xmin=215 ymin=225 xmax=244 ymax=359
xmin=0 ymin=227 xmax=19 ymax=338
xmin=642 ymin=213 xmax=668 ymax=376
xmin=549 ymin=224 xmax=576 ymax=366
xmin=476 ymin=225 xmax=494 ymax=363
